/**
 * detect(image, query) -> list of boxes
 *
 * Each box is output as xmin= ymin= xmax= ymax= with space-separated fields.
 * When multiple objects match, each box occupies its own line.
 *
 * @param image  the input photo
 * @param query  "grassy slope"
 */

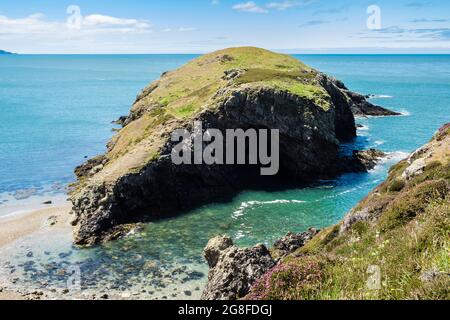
xmin=84 ymin=47 xmax=332 ymax=183
xmin=248 ymin=125 xmax=450 ymax=300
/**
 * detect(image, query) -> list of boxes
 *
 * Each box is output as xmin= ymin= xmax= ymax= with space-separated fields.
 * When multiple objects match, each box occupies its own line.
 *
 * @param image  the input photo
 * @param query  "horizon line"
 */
xmin=6 ymin=52 xmax=450 ymax=55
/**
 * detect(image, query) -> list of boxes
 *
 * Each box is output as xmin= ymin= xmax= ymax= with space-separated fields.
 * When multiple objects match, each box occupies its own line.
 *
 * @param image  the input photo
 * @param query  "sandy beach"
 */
xmin=0 ymin=204 xmax=71 ymax=300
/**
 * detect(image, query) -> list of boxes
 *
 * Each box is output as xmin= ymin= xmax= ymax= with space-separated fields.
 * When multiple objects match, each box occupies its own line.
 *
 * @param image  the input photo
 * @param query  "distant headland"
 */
xmin=0 ymin=50 xmax=16 ymax=55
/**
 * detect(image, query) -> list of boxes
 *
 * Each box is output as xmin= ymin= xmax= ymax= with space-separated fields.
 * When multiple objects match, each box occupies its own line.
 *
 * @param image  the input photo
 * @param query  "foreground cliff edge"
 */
xmin=70 ymin=47 xmax=399 ymax=246
xmin=203 ymin=124 xmax=450 ymax=300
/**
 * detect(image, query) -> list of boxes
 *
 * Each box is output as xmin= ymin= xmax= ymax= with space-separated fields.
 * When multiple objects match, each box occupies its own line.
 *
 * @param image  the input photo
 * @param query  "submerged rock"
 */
xmin=70 ymin=47 xmax=399 ymax=245
xmin=202 ymin=236 xmax=275 ymax=300
xmin=13 ymin=188 xmax=38 ymax=200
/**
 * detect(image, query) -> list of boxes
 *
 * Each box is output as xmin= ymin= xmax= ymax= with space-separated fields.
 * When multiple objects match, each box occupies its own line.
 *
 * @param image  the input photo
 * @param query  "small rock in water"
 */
xmin=43 ymin=201 xmax=52 ymax=205
xmin=100 ymin=294 xmax=109 ymax=299
xmin=46 ymin=216 xmax=58 ymax=227
xmin=184 ymin=290 xmax=192 ymax=296
xmin=26 ymin=252 xmax=33 ymax=258
xmin=58 ymin=252 xmax=72 ymax=259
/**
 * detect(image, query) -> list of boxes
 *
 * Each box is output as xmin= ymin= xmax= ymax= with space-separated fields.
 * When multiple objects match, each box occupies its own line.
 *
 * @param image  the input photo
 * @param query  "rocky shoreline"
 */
xmin=201 ymin=124 xmax=450 ymax=300
xmin=69 ymin=47 xmax=400 ymax=246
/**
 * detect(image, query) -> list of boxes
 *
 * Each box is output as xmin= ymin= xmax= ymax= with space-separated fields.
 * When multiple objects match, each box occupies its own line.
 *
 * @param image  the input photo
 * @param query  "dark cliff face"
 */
xmin=72 ymin=84 xmax=357 ymax=245
xmin=70 ymin=48 xmax=394 ymax=246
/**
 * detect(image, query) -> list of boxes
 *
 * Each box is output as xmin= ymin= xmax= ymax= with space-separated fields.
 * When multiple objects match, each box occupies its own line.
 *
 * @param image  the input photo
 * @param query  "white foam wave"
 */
xmin=232 ymin=199 xmax=306 ymax=218
xmin=357 ymin=124 xmax=370 ymax=131
xmin=399 ymin=109 xmax=411 ymax=116
xmin=369 ymin=94 xmax=393 ymax=99
xmin=367 ymin=151 xmax=410 ymax=174
xmin=385 ymin=151 xmax=410 ymax=163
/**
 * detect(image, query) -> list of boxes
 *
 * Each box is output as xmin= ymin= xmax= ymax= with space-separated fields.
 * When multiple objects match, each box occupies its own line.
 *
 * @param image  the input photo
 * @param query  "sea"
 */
xmin=0 ymin=54 xmax=449 ymax=299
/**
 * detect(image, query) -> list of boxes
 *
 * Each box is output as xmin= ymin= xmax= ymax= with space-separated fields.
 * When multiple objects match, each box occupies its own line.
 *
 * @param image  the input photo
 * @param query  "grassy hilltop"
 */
xmin=108 ymin=47 xmax=330 ymax=168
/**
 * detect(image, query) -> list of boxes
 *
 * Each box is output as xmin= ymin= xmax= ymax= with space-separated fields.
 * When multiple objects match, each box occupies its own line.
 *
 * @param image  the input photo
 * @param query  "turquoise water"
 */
xmin=0 ymin=55 xmax=449 ymax=299
xmin=0 ymin=54 xmax=198 ymax=194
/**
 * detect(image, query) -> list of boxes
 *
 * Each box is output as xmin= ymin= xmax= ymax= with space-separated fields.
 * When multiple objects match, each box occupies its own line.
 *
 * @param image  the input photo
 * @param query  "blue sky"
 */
xmin=0 ymin=0 xmax=449 ymax=53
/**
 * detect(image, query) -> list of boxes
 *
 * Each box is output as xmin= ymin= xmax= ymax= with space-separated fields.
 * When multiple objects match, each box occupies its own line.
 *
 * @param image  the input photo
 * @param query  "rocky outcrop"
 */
xmin=203 ymin=123 xmax=450 ymax=301
xmin=336 ymin=149 xmax=386 ymax=174
xmin=74 ymin=155 xmax=107 ymax=179
xmin=344 ymin=90 xmax=401 ymax=117
xmin=70 ymin=47 xmax=398 ymax=245
xmin=202 ymin=228 xmax=320 ymax=300
xmin=202 ymin=236 xmax=276 ymax=300
xmin=272 ymin=228 xmax=320 ymax=259
xmin=316 ymin=74 xmax=400 ymax=117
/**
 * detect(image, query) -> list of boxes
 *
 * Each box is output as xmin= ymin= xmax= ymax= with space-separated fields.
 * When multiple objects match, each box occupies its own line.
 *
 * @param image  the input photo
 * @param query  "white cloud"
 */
xmin=232 ymin=0 xmax=313 ymax=13
xmin=266 ymin=1 xmax=300 ymax=11
xmin=82 ymin=14 xmax=151 ymax=29
xmin=233 ymin=2 xmax=268 ymax=13
xmin=161 ymin=27 xmax=196 ymax=32
xmin=0 ymin=13 xmax=152 ymax=36
xmin=0 ymin=13 xmax=60 ymax=34
xmin=178 ymin=27 xmax=196 ymax=32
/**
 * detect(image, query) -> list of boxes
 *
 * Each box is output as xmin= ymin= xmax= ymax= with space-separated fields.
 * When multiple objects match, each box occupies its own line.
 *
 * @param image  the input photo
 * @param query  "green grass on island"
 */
xmin=97 ymin=47 xmax=334 ymax=179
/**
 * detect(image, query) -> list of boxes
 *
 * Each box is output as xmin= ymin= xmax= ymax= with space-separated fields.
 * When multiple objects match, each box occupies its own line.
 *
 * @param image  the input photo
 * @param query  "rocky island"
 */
xmin=70 ymin=47 xmax=399 ymax=246
xmin=203 ymin=123 xmax=450 ymax=300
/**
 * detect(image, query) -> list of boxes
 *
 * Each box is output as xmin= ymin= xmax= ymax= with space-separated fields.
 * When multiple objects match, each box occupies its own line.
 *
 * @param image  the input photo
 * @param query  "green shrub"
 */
xmin=388 ymin=179 xmax=406 ymax=192
xmin=380 ymin=180 xmax=449 ymax=231
xmin=352 ymin=221 xmax=370 ymax=236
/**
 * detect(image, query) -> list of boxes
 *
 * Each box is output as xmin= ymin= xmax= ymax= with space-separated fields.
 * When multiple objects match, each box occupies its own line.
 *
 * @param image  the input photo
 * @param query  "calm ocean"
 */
xmin=0 ymin=54 xmax=449 ymax=298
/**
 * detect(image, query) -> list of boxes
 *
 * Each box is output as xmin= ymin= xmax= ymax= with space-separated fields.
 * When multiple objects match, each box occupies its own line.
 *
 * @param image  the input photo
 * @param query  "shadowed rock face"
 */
xmin=70 ymin=47 xmax=396 ymax=246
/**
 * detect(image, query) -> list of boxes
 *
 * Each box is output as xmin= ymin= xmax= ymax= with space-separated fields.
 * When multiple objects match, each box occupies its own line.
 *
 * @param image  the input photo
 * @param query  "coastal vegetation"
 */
xmin=240 ymin=124 xmax=450 ymax=300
